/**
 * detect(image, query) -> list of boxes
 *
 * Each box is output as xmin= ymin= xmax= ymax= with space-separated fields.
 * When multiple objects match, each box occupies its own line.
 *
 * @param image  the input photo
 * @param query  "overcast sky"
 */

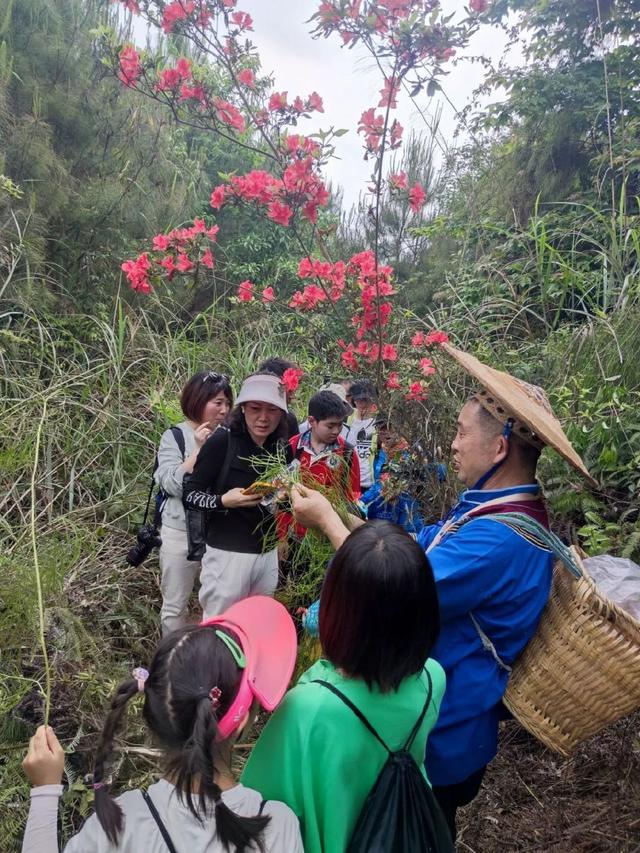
xmin=132 ymin=2 xmax=522 ymax=208
xmin=239 ymin=0 xmax=522 ymax=208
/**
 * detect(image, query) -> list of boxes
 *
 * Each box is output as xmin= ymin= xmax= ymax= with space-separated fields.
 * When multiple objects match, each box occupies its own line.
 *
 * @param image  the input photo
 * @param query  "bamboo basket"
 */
xmin=503 ymin=547 xmax=640 ymax=755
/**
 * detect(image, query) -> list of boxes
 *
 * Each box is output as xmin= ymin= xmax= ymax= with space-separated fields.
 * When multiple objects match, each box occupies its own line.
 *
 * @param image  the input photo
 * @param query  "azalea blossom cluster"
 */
xmin=121 ymin=218 xmax=218 ymax=292
xmin=209 ymin=134 xmax=329 ymax=226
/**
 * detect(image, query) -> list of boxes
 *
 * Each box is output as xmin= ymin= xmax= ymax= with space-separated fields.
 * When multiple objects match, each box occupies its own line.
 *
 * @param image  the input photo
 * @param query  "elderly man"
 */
xmin=291 ymin=345 xmax=593 ymax=840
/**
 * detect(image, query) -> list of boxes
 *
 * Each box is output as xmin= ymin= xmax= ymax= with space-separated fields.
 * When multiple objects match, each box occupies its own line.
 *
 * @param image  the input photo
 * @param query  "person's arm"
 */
xmin=183 ymin=431 xmax=263 ymax=512
xmin=21 ymin=726 xmax=65 ymax=853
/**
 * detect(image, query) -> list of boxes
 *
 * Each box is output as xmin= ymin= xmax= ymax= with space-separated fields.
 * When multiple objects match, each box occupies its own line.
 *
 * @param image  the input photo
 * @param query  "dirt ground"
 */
xmin=458 ymin=713 xmax=640 ymax=853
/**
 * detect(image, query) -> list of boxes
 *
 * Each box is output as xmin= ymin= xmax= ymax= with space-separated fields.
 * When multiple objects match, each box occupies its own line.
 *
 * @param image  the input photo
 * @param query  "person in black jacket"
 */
xmin=183 ymin=373 xmax=293 ymax=618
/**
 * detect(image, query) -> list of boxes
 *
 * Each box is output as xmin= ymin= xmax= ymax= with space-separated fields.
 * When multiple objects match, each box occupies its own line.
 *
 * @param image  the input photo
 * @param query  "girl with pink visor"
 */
xmin=21 ymin=597 xmax=301 ymax=853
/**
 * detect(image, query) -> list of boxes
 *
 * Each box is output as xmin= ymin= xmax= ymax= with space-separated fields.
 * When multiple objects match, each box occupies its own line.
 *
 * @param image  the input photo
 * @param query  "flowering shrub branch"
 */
xmin=112 ymin=0 xmax=484 ymax=401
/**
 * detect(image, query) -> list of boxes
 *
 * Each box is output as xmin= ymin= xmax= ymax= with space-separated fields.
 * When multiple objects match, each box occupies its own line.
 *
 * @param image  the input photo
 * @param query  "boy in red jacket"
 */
xmin=278 ymin=390 xmax=360 ymax=543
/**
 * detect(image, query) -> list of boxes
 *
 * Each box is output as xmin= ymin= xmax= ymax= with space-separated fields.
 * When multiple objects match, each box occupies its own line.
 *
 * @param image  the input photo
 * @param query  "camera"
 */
xmin=126 ymin=524 xmax=162 ymax=566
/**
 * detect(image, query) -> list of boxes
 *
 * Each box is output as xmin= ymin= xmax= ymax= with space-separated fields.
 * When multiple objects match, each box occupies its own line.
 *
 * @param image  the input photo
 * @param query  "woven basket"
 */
xmin=503 ymin=547 xmax=640 ymax=755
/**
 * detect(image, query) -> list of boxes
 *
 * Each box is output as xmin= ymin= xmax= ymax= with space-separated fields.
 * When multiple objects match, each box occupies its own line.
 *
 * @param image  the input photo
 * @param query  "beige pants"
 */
xmin=159 ymin=525 xmax=200 ymax=635
xmin=199 ymin=546 xmax=279 ymax=620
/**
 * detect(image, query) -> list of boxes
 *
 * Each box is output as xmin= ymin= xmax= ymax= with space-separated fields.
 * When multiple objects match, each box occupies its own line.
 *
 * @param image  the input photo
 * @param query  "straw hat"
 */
xmin=443 ymin=343 xmax=596 ymax=486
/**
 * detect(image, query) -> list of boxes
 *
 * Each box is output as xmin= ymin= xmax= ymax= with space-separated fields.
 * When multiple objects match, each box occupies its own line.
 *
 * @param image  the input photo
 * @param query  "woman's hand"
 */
xmin=194 ymin=421 xmax=214 ymax=448
xmin=22 ymin=726 xmax=65 ymax=787
xmin=221 ymin=487 xmax=264 ymax=508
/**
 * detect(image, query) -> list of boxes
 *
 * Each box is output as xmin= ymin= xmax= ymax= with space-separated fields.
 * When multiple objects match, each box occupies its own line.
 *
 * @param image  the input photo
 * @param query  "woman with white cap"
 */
xmin=183 ymin=373 xmax=293 ymax=619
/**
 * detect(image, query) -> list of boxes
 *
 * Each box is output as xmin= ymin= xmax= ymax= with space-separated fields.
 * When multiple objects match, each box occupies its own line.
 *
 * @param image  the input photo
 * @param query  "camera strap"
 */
xmin=143 ymin=426 xmax=186 ymax=527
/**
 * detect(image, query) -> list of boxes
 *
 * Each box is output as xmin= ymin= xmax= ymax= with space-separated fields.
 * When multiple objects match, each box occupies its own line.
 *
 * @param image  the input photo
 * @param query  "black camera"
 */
xmin=126 ymin=524 xmax=162 ymax=566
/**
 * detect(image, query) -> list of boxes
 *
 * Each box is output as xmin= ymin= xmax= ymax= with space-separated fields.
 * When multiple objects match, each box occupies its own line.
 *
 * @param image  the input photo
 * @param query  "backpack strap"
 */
xmin=312 ymin=680 xmax=391 ymax=754
xmin=259 ymin=799 xmax=267 ymax=816
xmin=403 ymin=669 xmax=433 ymax=751
xmin=151 ymin=426 xmax=187 ymax=528
xmin=169 ymin=425 xmax=186 ymax=461
xmin=142 ymin=791 xmax=179 ymax=853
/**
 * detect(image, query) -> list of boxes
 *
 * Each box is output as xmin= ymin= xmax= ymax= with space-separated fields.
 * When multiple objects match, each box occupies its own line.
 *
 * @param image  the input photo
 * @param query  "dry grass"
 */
xmin=458 ymin=714 xmax=640 ymax=853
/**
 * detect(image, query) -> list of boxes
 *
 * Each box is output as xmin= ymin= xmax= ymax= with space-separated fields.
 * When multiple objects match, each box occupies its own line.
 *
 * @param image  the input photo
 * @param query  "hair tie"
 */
xmin=209 ymin=686 xmax=222 ymax=711
xmin=132 ymin=667 xmax=149 ymax=692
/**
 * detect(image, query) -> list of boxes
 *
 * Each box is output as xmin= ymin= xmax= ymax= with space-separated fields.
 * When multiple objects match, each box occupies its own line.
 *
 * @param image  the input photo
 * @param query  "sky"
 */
xmin=132 ymin=2 xmax=523 ymax=209
xmin=239 ymin=0 xmax=522 ymax=208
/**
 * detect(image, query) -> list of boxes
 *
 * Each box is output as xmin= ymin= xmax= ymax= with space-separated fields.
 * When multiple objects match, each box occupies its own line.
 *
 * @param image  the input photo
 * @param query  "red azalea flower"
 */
xmin=425 ymin=330 xmax=449 ymax=346
xmin=237 ymin=68 xmax=255 ymax=88
xmin=152 ymin=234 xmax=171 ymax=251
xmin=389 ymin=172 xmax=408 ymax=190
xmin=268 ymin=91 xmax=288 ymax=111
xmin=262 ymin=286 xmax=275 ymax=303
xmin=411 ymin=331 xmax=424 ymax=347
xmin=231 ymin=11 xmax=253 ymax=30
xmin=176 ymin=253 xmax=194 ymax=272
xmin=470 ymin=0 xmax=489 ymax=12
xmin=237 ymin=280 xmax=254 ymax=302
xmin=408 ymin=182 xmax=427 ymax=212
xmin=405 ymin=380 xmax=428 ymax=401
xmin=267 ymin=200 xmax=293 ymax=226
xmin=210 ymin=185 xmax=226 ymax=210
xmin=307 ymin=91 xmax=324 ymax=112
xmin=118 ymin=45 xmax=142 ymax=87
xmin=214 ymin=99 xmax=245 ymax=132
xmin=419 ymin=357 xmax=436 ymax=376
xmin=161 ymin=1 xmax=195 ymax=33
xmin=382 ymin=343 xmax=398 ymax=361
xmin=200 ymin=248 xmax=214 ymax=269
xmin=385 ymin=371 xmax=401 ymax=390
xmin=281 ymin=367 xmax=304 ymax=393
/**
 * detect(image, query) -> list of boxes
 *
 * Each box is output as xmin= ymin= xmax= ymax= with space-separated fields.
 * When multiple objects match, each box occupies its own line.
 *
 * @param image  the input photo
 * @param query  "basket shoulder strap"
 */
xmin=475 ymin=512 xmax=582 ymax=578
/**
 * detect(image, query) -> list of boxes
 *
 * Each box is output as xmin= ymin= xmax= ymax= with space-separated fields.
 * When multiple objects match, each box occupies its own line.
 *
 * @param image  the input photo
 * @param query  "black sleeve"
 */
xmin=183 ymin=430 xmax=228 ymax=512
xmin=286 ymin=410 xmax=299 ymax=439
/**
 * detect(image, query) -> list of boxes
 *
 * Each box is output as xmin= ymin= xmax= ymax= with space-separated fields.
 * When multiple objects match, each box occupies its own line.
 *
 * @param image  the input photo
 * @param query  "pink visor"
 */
xmin=201 ymin=596 xmax=297 ymax=739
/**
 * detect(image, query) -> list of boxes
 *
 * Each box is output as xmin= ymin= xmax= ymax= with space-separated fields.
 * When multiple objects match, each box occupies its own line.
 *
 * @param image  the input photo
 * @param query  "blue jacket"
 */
xmin=417 ymin=484 xmax=553 ymax=786
xmin=361 ymin=448 xmax=445 ymax=534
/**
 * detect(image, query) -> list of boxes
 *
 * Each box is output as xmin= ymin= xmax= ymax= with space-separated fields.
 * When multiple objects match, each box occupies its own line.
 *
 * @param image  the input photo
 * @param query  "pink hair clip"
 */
xmin=132 ymin=667 xmax=149 ymax=693
xmin=209 ymin=686 xmax=222 ymax=711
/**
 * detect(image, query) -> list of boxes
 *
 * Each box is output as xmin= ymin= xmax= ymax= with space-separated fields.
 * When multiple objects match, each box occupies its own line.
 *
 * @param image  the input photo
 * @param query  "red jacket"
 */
xmin=277 ymin=433 xmax=361 ymax=541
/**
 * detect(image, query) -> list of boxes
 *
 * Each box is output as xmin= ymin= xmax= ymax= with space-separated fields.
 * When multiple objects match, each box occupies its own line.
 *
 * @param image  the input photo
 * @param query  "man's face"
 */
xmin=354 ymin=396 xmax=373 ymax=417
xmin=309 ymin=415 xmax=343 ymax=446
xmin=450 ymin=400 xmax=502 ymax=487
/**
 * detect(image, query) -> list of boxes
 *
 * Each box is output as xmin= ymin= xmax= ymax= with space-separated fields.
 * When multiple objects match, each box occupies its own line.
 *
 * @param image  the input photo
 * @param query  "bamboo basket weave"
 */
xmin=503 ymin=547 xmax=640 ymax=755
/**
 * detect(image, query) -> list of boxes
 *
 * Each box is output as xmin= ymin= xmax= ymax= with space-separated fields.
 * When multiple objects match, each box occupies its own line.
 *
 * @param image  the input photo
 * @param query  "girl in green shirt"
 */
xmin=242 ymin=519 xmax=446 ymax=853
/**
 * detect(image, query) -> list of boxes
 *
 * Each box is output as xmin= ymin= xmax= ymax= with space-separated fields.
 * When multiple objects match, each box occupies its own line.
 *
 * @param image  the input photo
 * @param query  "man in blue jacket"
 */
xmin=290 ymin=345 xmax=594 ymax=840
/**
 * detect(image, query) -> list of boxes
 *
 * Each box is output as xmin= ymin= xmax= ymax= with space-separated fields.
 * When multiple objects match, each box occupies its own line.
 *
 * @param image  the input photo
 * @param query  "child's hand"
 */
xmin=22 ymin=725 xmax=65 ymax=787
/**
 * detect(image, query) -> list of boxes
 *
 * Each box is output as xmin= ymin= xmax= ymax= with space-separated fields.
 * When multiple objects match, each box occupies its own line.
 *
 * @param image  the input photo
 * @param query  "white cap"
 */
xmin=321 ymin=382 xmax=354 ymax=412
xmin=236 ymin=374 xmax=288 ymax=412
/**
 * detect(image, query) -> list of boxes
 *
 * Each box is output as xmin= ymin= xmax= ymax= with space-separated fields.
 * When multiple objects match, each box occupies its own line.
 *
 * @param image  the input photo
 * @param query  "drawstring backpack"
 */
xmin=313 ymin=671 xmax=454 ymax=853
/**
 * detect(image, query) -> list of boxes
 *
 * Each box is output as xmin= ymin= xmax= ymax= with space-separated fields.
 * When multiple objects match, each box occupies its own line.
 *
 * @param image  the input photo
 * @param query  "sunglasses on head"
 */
xmin=202 ymin=371 xmax=230 ymax=385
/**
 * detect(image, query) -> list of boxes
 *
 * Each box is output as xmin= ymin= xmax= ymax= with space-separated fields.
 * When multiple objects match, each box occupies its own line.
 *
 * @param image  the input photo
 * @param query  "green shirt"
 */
xmin=241 ymin=658 xmax=446 ymax=853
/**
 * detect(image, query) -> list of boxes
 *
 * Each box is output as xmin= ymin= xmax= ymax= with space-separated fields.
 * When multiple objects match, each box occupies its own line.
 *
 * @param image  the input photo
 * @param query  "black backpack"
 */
xmin=313 ymin=672 xmax=454 ymax=853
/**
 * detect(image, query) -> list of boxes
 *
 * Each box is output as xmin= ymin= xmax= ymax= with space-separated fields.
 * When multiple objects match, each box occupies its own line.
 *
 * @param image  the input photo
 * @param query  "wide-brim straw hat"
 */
xmin=443 ymin=343 xmax=596 ymax=486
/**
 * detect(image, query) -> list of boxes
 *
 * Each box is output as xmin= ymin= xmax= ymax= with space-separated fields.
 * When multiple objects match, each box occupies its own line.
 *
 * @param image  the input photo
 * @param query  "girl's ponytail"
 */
xmin=176 ymin=696 xmax=270 ymax=853
xmin=92 ymin=678 xmax=139 ymax=844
